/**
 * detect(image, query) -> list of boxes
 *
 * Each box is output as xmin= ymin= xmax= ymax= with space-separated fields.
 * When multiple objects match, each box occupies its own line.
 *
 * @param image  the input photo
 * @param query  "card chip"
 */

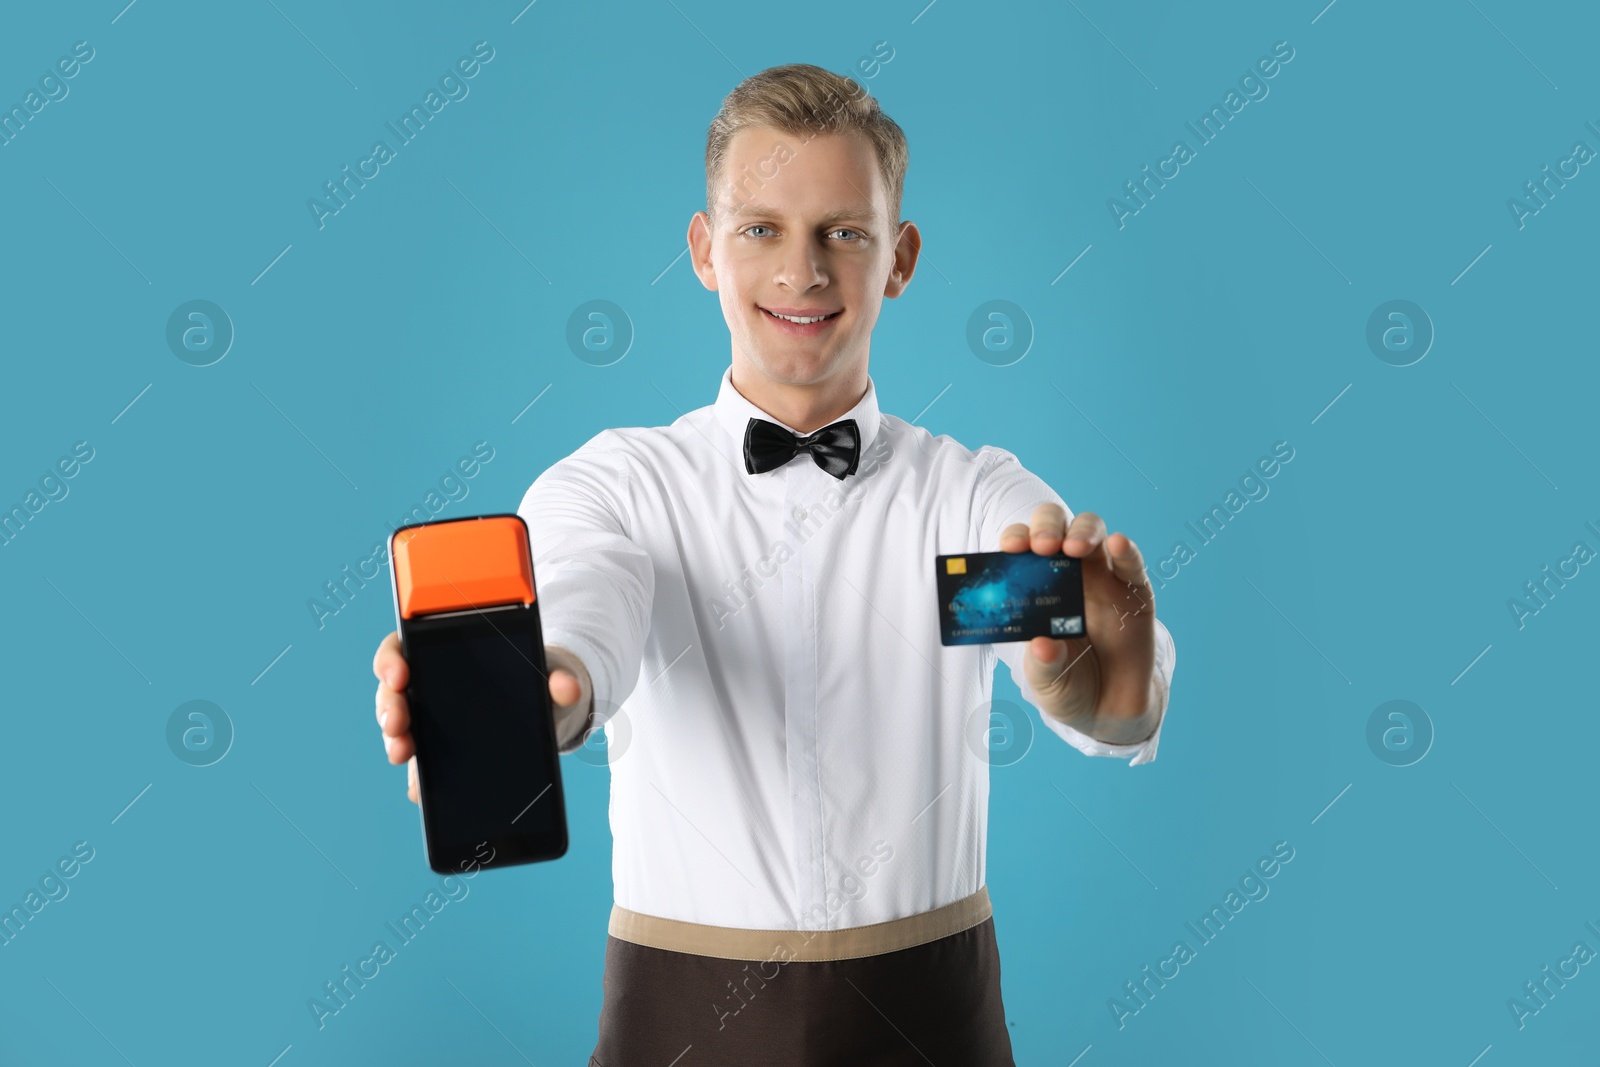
xmin=946 ymin=558 xmax=966 ymax=574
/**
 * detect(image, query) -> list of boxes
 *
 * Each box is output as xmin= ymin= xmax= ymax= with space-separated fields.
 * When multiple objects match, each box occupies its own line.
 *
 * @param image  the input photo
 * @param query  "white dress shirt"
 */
xmin=516 ymin=366 xmax=1176 ymax=931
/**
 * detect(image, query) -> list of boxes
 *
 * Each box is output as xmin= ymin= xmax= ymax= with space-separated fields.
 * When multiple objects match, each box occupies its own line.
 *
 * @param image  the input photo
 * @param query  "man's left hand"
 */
xmin=998 ymin=504 xmax=1165 ymax=746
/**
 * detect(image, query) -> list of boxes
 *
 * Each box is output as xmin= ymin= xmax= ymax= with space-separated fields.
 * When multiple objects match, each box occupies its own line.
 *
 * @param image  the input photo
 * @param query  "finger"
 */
xmin=1106 ymin=533 xmax=1155 ymax=608
xmin=377 ymin=687 xmax=410 ymax=737
xmin=373 ymin=631 xmax=409 ymax=692
xmin=1027 ymin=503 xmax=1069 ymax=554
xmin=998 ymin=521 xmax=1031 ymax=553
xmin=549 ymin=667 xmax=582 ymax=707
xmin=385 ymin=731 xmax=414 ymax=765
xmin=1106 ymin=533 xmax=1151 ymax=587
xmin=1062 ymin=511 xmax=1106 ymax=557
xmin=407 ymin=756 xmax=419 ymax=805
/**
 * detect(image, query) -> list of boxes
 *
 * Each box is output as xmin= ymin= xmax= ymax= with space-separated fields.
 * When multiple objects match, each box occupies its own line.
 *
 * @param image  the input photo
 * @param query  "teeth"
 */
xmin=767 ymin=309 xmax=835 ymax=324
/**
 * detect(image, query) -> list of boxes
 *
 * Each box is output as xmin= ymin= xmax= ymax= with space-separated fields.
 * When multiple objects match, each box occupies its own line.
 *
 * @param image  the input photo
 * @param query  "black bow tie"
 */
xmin=743 ymin=417 xmax=860 ymax=480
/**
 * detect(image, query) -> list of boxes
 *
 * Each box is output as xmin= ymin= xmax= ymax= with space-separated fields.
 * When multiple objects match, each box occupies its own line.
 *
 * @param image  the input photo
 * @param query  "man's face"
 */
xmin=688 ymin=125 xmax=918 ymax=388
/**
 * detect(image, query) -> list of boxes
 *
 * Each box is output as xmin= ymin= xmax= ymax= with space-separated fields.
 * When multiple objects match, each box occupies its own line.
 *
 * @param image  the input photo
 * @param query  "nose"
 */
xmin=773 ymin=233 xmax=828 ymax=293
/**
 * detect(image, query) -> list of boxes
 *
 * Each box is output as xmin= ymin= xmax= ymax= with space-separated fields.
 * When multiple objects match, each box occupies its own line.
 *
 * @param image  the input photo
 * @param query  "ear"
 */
xmin=883 ymin=219 xmax=921 ymax=299
xmin=687 ymin=211 xmax=718 ymax=292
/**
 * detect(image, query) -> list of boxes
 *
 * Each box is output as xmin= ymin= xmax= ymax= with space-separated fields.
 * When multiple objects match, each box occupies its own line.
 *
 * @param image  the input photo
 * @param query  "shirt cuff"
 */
xmin=1039 ymin=701 xmax=1163 ymax=765
xmin=544 ymin=642 xmax=596 ymax=755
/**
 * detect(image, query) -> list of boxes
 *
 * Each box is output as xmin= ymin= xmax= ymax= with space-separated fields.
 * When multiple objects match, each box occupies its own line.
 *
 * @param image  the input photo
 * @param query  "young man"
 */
xmin=372 ymin=63 xmax=1174 ymax=1065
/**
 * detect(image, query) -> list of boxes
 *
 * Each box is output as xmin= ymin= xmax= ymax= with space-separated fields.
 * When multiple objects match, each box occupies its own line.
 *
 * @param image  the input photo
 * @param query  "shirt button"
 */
xmin=793 ymin=506 xmax=808 ymax=521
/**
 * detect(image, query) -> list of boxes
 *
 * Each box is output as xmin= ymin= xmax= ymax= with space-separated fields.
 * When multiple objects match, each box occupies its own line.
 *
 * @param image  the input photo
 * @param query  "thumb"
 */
xmin=1022 ymin=637 xmax=1067 ymax=693
xmin=1022 ymin=636 xmax=1094 ymax=705
xmin=545 ymin=645 xmax=593 ymax=712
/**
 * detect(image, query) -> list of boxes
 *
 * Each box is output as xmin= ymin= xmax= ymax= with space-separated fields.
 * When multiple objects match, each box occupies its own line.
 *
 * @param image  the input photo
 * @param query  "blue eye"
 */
xmin=740 ymin=225 xmax=862 ymax=240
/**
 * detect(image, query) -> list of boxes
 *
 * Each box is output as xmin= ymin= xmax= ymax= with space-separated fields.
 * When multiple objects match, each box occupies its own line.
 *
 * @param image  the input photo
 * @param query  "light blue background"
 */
xmin=2 ymin=0 xmax=1596 ymax=1063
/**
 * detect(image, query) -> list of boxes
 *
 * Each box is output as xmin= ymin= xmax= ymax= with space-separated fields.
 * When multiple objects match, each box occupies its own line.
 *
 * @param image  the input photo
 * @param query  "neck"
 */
xmin=730 ymin=357 xmax=868 ymax=435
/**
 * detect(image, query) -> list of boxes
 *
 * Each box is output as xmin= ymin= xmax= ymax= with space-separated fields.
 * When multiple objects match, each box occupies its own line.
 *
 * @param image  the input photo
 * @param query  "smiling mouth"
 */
xmin=760 ymin=307 xmax=843 ymax=325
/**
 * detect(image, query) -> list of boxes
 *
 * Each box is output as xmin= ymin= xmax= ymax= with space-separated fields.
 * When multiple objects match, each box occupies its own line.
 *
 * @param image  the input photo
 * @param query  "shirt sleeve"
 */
xmin=517 ymin=431 xmax=655 ymax=756
xmin=971 ymin=446 xmax=1176 ymax=767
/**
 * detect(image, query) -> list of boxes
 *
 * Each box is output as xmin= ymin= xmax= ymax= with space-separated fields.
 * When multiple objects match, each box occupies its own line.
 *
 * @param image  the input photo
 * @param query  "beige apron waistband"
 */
xmin=606 ymin=885 xmax=993 ymax=962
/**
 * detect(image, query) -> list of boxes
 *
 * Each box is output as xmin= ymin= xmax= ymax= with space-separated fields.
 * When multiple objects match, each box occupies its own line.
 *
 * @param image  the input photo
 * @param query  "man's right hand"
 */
xmin=372 ymin=630 xmax=590 ymax=805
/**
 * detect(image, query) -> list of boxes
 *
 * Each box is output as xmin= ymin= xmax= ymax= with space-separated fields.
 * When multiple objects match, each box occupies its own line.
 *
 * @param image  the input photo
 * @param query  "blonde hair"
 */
xmin=705 ymin=63 xmax=908 ymax=227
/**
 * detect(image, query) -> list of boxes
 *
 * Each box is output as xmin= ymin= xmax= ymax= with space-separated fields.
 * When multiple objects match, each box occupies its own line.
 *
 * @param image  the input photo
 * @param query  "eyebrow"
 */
xmin=721 ymin=202 xmax=878 ymax=224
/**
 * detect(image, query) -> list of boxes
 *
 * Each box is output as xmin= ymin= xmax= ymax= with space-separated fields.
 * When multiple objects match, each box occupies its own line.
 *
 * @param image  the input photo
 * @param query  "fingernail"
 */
xmin=384 ymin=736 xmax=395 ymax=754
xmin=380 ymin=710 xmax=389 ymax=729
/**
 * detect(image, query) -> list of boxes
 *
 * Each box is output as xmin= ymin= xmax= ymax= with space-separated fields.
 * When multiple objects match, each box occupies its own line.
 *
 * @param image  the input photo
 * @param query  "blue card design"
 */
xmin=935 ymin=551 xmax=1085 ymax=646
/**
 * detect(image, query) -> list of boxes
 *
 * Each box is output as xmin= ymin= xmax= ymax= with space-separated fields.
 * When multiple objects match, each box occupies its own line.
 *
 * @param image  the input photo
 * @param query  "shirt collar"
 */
xmin=710 ymin=364 xmax=882 ymax=464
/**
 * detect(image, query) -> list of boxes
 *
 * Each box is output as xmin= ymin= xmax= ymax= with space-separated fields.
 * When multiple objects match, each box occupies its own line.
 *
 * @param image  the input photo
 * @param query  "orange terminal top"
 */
xmin=393 ymin=515 xmax=535 ymax=619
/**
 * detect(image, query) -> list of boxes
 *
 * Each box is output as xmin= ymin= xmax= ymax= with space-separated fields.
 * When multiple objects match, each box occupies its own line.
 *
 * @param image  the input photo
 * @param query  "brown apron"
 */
xmin=588 ymin=915 xmax=1016 ymax=1066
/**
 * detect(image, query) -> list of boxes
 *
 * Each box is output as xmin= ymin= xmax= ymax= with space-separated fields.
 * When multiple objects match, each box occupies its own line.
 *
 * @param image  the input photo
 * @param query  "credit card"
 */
xmin=935 ymin=550 xmax=1085 ymax=646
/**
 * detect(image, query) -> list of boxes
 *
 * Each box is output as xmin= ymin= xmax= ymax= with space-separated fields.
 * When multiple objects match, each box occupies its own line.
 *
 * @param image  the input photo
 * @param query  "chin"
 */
xmin=746 ymin=349 xmax=839 ymax=386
